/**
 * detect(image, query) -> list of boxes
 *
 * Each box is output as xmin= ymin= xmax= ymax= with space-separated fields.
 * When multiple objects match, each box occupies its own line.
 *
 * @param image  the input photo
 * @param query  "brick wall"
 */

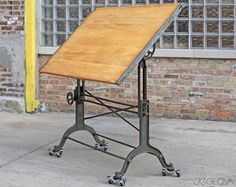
xmin=0 ymin=0 xmax=25 ymax=113
xmin=0 ymin=65 xmax=24 ymax=97
xmin=39 ymin=55 xmax=236 ymax=122
xmin=0 ymin=0 xmax=24 ymax=35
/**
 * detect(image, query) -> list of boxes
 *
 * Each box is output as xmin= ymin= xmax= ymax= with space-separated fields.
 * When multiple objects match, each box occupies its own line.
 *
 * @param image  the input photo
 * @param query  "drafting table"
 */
xmin=40 ymin=3 xmax=185 ymax=186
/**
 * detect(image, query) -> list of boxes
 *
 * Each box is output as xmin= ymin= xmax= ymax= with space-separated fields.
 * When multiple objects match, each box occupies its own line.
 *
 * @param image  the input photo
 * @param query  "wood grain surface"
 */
xmin=40 ymin=3 xmax=180 ymax=84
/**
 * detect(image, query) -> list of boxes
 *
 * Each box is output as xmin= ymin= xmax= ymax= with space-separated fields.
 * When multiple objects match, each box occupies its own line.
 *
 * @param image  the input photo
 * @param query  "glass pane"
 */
xmin=222 ymin=21 xmax=234 ymax=33
xmin=178 ymin=6 xmax=189 ymax=18
xmin=82 ymin=7 xmax=92 ymax=18
xmin=177 ymin=35 xmax=188 ymax=48
xmin=207 ymin=36 xmax=218 ymax=48
xmin=43 ymin=7 xmax=53 ymax=18
xmin=95 ymin=0 xmax=105 ymax=5
xmin=164 ymin=0 xmax=174 ymax=3
xmin=207 ymin=21 xmax=218 ymax=33
xmin=222 ymin=6 xmax=234 ymax=18
xmin=207 ymin=6 xmax=218 ymax=18
xmin=155 ymin=39 xmax=160 ymax=49
xmin=222 ymin=36 xmax=234 ymax=48
xmin=165 ymin=22 xmax=174 ymax=33
xmin=56 ymin=21 xmax=66 ymax=32
xmin=163 ymin=35 xmax=174 ymax=48
xmin=56 ymin=34 xmax=66 ymax=45
xmin=136 ymin=0 xmax=146 ymax=4
xmin=69 ymin=7 xmax=79 ymax=18
xmin=109 ymin=0 xmax=118 ymax=4
xmin=192 ymin=20 xmax=204 ymax=33
xmin=44 ymin=34 xmax=53 ymax=46
xmin=177 ymin=20 xmax=189 ymax=33
xmin=69 ymin=0 xmax=78 ymax=4
xmin=57 ymin=0 xmax=66 ymax=4
xmin=57 ymin=7 xmax=66 ymax=18
xmin=192 ymin=36 xmax=204 ymax=48
xmin=192 ymin=6 xmax=204 ymax=18
xmin=44 ymin=0 xmax=53 ymax=5
xmin=206 ymin=0 xmax=219 ymax=3
xmin=222 ymin=0 xmax=234 ymax=3
xmin=192 ymin=0 xmax=203 ymax=3
xmin=69 ymin=20 xmax=79 ymax=32
xmin=178 ymin=0 xmax=189 ymax=3
xmin=150 ymin=0 xmax=160 ymax=3
xmin=82 ymin=0 xmax=91 ymax=4
xmin=43 ymin=20 xmax=53 ymax=32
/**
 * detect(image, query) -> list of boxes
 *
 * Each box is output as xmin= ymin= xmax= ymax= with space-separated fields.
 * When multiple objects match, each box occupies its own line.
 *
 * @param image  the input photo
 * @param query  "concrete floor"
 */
xmin=0 ymin=112 xmax=236 ymax=187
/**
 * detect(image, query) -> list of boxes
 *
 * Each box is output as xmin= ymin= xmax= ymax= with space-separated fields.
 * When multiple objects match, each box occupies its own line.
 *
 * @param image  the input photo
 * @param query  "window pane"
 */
xmin=95 ymin=0 xmax=106 ymax=5
xmin=136 ymin=0 xmax=146 ymax=4
xmin=56 ymin=21 xmax=66 ymax=32
xmin=44 ymin=0 xmax=53 ymax=5
xmin=109 ymin=0 xmax=118 ymax=4
xmin=69 ymin=7 xmax=79 ymax=18
xmin=222 ymin=21 xmax=234 ymax=33
xmin=43 ymin=7 xmax=53 ymax=18
xmin=222 ymin=0 xmax=234 ymax=3
xmin=56 ymin=34 xmax=66 ymax=45
xmin=57 ymin=0 xmax=66 ymax=4
xmin=43 ymin=34 xmax=53 ymax=46
xmin=82 ymin=7 xmax=92 ymax=18
xmin=222 ymin=6 xmax=234 ymax=18
xmin=192 ymin=20 xmax=204 ymax=33
xmin=222 ymin=36 xmax=234 ymax=48
xmin=206 ymin=0 xmax=219 ymax=3
xmin=57 ymin=7 xmax=66 ymax=18
xmin=207 ymin=6 xmax=218 ymax=18
xmin=69 ymin=0 xmax=78 ymax=4
xmin=192 ymin=6 xmax=204 ymax=18
xmin=150 ymin=0 xmax=160 ymax=3
xmin=164 ymin=0 xmax=174 ymax=3
xmin=207 ymin=21 xmax=218 ymax=33
xmin=178 ymin=6 xmax=189 ymax=18
xmin=69 ymin=20 xmax=79 ymax=32
xmin=177 ymin=20 xmax=189 ymax=33
xmin=43 ymin=20 xmax=53 ymax=32
xmin=177 ymin=35 xmax=188 ymax=48
xmin=192 ymin=36 xmax=204 ymax=48
xmin=163 ymin=35 xmax=174 ymax=48
xmin=165 ymin=22 xmax=174 ymax=33
xmin=207 ymin=36 xmax=218 ymax=48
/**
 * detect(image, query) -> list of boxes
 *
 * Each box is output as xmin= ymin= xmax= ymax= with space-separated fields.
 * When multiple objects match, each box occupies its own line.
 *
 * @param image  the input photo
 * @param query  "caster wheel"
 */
xmin=94 ymin=143 xmax=108 ymax=151
xmin=48 ymin=149 xmax=53 ymax=156
xmin=107 ymin=176 xmax=114 ymax=184
xmin=107 ymin=175 xmax=126 ymax=186
xmin=48 ymin=147 xmax=63 ymax=158
xmin=175 ymin=170 xmax=181 ymax=177
xmin=162 ymin=171 xmax=166 ymax=176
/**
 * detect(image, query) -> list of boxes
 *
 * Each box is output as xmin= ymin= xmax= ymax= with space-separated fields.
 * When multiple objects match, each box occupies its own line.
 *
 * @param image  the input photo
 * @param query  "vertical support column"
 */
xmin=138 ymin=59 xmax=150 ymax=146
xmin=25 ymin=0 xmax=40 ymax=112
xmin=75 ymin=79 xmax=85 ymax=128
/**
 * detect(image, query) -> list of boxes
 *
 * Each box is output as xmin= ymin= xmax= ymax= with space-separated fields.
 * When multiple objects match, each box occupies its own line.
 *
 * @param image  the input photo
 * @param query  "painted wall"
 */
xmin=0 ymin=0 xmax=25 ymax=113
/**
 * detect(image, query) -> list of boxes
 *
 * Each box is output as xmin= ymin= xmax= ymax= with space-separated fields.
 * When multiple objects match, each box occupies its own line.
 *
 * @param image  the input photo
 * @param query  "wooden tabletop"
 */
xmin=40 ymin=3 xmax=183 ymax=84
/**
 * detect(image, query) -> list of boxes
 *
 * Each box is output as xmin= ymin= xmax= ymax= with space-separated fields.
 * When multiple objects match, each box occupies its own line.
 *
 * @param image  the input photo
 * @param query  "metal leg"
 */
xmin=49 ymin=79 xmax=108 ymax=158
xmin=84 ymin=124 xmax=106 ymax=145
xmin=108 ymin=59 xmax=179 ymax=186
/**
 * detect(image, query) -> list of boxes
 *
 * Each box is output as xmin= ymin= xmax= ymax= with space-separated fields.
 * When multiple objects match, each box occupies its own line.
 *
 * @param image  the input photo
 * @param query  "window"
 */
xmin=40 ymin=0 xmax=236 ymax=57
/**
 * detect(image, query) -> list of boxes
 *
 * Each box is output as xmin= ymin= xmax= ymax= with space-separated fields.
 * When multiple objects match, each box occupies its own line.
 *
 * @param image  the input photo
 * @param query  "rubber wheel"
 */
xmin=162 ymin=172 xmax=166 ymax=176
xmin=108 ymin=179 xmax=113 ymax=184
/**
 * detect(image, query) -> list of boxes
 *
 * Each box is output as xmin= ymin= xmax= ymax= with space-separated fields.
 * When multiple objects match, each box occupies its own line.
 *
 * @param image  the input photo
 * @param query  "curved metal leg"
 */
xmin=57 ymin=124 xmax=77 ymax=148
xmin=84 ymin=124 xmax=105 ymax=145
xmin=115 ymin=146 xmax=143 ymax=177
xmin=147 ymin=145 xmax=174 ymax=171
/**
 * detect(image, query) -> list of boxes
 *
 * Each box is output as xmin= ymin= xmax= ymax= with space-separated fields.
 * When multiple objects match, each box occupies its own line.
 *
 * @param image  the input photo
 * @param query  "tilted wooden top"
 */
xmin=40 ymin=3 xmax=183 ymax=84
